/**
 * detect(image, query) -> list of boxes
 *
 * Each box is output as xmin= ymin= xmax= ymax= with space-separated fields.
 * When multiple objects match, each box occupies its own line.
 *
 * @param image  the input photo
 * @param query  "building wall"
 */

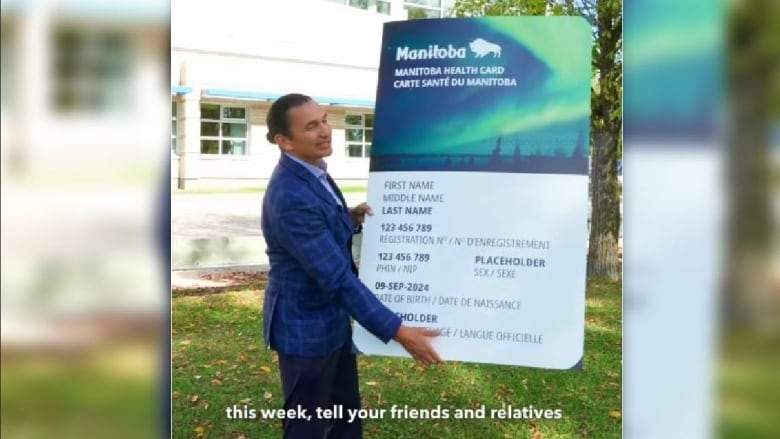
xmin=170 ymin=98 xmax=374 ymax=188
xmin=170 ymin=0 xmax=399 ymax=189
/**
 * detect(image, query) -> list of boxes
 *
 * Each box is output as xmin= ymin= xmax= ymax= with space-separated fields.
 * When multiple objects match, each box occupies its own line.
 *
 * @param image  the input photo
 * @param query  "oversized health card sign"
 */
xmin=353 ymin=17 xmax=591 ymax=369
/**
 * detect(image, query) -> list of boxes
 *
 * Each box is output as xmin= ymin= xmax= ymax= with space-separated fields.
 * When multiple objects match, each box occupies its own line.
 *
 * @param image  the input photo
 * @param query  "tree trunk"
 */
xmin=587 ymin=130 xmax=621 ymax=280
xmin=586 ymin=0 xmax=622 ymax=281
xmin=722 ymin=0 xmax=773 ymax=327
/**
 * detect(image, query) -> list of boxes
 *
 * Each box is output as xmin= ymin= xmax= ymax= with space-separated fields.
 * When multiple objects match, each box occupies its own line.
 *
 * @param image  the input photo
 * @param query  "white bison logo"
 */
xmin=469 ymin=38 xmax=502 ymax=58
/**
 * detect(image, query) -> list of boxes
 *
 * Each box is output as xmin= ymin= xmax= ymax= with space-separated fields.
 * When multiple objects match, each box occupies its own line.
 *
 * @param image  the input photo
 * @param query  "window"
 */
xmin=200 ymin=104 xmax=248 ymax=155
xmin=52 ymin=26 xmax=132 ymax=113
xmin=345 ymin=113 xmax=373 ymax=158
xmin=404 ymin=0 xmax=452 ymax=18
xmin=350 ymin=0 xmax=391 ymax=14
xmin=406 ymin=0 xmax=441 ymax=7
xmin=327 ymin=0 xmax=452 ymax=17
xmin=404 ymin=5 xmax=440 ymax=18
xmin=171 ymin=101 xmax=178 ymax=155
xmin=329 ymin=0 xmax=391 ymax=15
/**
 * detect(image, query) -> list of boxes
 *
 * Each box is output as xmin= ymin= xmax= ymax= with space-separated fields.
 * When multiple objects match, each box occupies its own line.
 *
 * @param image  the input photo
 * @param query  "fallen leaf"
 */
xmin=260 ymin=365 xmax=271 ymax=373
xmin=172 ymin=391 xmax=182 ymax=399
xmin=240 ymin=398 xmax=252 ymax=404
xmin=365 ymin=381 xmax=377 ymax=386
xmin=530 ymin=421 xmax=542 ymax=439
xmin=190 ymin=395 xmax=199 ymax=403
xmin=609 ymin=411 xmax=621 ymax=419
xmin=194 ymin=375 xmax=202 ymax=380
xmin=211 ymin=379 xmax=223 ymax=386
xmin=264 ymin=391 xmax=272 ymax=399
xmin=180 ymin=340 xmax=191 ymax=346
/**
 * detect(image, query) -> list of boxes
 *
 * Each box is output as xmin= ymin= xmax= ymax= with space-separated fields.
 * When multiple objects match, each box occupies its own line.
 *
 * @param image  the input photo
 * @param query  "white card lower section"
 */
xmin=353 ymin=171 xmax=588 ymax=369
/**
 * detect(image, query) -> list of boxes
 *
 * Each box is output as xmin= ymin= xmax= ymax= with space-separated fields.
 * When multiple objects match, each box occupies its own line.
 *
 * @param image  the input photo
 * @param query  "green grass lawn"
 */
xmin=1 ymin=341 xmax=160 ymax=439
xmin=172 ymin=280 xmax=622 ymax=438
xmin=717 ymin=330 xmax=780 ymax=439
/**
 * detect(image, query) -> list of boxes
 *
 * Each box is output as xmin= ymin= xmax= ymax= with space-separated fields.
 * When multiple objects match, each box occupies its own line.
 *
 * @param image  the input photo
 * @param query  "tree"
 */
xmin=584 ymin=0 xmax=622 ymax=281
xmin=723 ymin=0 xmax=775 ymax=327
xmin=452 ymin=0 xmax=623 ymax=280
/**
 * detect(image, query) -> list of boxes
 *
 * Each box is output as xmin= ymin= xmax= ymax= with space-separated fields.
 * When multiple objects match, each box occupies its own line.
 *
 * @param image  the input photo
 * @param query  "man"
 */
xmin=261 ymin=93 xmax=441 ymax=439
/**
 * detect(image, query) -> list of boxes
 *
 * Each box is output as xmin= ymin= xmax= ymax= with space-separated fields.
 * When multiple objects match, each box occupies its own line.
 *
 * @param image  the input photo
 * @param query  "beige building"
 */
xmin=171 ymin=0 xmax=455 ymax=189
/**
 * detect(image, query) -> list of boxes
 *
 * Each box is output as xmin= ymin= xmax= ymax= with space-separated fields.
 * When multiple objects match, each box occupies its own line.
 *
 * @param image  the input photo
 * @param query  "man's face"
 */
xmin=276 ymin=101 xmax=332 ymax=165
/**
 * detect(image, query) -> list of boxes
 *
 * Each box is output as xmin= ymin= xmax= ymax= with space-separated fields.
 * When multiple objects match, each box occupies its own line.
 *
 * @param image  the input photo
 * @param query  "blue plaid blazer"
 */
xmin=261 ymin=154 xmax=402 ymax=356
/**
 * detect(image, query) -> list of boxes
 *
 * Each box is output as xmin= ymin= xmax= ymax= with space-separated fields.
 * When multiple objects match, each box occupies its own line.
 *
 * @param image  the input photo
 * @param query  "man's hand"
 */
xmin=349 ymin=202 xmax=373 ymax=227
xmin=394 ymin=325 xmax=443 ymax=366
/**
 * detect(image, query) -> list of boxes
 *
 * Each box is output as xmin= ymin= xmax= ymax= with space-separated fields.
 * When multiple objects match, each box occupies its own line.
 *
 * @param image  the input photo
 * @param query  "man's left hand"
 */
xmin=350 ymin=202 xmax=373 ymax=227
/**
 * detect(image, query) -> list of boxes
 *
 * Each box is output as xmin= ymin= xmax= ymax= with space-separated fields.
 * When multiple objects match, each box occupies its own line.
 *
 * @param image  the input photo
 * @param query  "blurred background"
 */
xmin=1 ymin=0 xmax=168 ymax=438
xmin=717 ymin=0 xmax=780 ymax=436
xmin=0 ymin=0 xmax=777 ymax=438
xmin=624 ymin=0 xmax=779 ymax=438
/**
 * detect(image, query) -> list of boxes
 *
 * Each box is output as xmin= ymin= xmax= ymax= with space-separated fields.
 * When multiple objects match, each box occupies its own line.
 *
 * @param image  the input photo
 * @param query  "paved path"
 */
xmin=172 ymin=193 xmax=368 ymax=239
xmin=172 ymin=192 xmax=367 ymax=270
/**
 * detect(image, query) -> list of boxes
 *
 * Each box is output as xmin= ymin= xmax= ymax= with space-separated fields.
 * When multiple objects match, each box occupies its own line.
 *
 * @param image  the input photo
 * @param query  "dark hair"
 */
xmin=265 ymin=93 xmax=313 ymax=144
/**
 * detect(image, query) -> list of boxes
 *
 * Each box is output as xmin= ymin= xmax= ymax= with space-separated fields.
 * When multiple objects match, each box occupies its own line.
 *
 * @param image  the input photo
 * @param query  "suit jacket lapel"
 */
xmin=325 ymin=174 xmax=349 ymax=211
xmin=279 ymin=154 xmax=354 ymax=231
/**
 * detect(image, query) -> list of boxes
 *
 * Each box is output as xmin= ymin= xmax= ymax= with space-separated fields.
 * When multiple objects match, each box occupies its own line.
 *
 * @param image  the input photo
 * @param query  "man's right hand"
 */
xmin=394 ymin=325 xmax=443 ymax=366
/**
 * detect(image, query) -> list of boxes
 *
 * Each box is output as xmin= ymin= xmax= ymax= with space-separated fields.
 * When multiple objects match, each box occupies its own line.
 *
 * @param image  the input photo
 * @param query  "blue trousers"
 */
xmin=277 ymin=341 xmax=362 ymax=439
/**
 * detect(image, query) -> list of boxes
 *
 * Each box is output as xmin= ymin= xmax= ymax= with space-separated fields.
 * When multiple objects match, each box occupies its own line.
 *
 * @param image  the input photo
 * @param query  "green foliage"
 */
xmin=591 ymin=0 xmax=622 ymax=133
xmin=451 ymin=0 xmax=550 ymax=16
xmin=730 ymin=0 xmax=780 ymax=118
xmin=407 ymin=7 xmax=433 ymax=20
